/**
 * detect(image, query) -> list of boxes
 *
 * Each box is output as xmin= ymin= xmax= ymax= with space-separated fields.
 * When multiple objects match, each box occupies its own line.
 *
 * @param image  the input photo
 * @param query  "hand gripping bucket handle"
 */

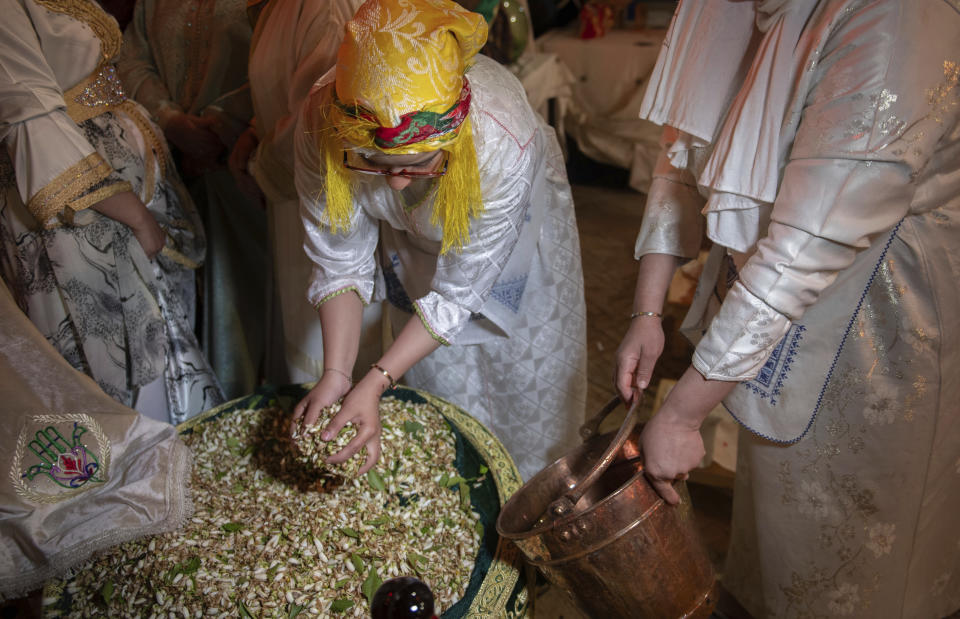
xmin=496 ymin=394 xmax=718 ymax=618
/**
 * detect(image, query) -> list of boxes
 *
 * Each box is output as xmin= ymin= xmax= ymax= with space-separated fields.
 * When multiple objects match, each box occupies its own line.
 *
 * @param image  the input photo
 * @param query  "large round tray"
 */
xmin=43 ymin=384 xmax=529 ymax=618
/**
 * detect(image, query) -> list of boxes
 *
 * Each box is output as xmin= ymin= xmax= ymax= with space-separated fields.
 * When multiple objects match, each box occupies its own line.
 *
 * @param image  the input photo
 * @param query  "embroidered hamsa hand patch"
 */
xmin=13 ymin=414 xmax=110 ymax=504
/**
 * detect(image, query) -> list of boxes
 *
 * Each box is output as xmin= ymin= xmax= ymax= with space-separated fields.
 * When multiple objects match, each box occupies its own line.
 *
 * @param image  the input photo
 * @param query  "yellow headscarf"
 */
xmin=319 ymin=0 xmax=489 ymax=253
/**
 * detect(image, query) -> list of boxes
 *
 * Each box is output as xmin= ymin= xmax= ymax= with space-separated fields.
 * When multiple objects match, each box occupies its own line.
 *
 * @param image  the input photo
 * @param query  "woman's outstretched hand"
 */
xmin=640 ymin=404 xmax=704 ymax=505
xmin=291 ymin=370 xmax=384 ymax=475
xmin=615 ymin=315 xmax=664 ymax=403
xmin=291 ymin=371 xmax=351 ymax=436
xmin=638 ymin=366 xmax=738 ymax=505
xmin=317 ymin=380 xmax=383 ymax=475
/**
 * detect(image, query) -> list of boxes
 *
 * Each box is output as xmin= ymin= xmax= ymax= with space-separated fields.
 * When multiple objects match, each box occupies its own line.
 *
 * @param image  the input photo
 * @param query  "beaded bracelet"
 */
xmin=370 ymin=363 xmax=398 ymax=390
xmin=323 ymin=367 xmax=352 ymax=385
xmin=630 ymin=311 xmax=663 ymax=319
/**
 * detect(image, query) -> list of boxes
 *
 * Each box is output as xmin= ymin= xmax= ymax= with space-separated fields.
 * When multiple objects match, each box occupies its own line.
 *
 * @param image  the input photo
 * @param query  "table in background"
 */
xmin=512 ymin=51 xmax=576 ymax=157
xmin=537 ymin=26 xmax=667 ymax=192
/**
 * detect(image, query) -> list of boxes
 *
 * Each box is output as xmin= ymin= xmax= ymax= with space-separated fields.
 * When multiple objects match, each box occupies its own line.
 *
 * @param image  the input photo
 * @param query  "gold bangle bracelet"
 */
xmin=370 ymin=363 xmax=398 ymax=390
xmin=630 ymin=311 xmax=663 ymax=319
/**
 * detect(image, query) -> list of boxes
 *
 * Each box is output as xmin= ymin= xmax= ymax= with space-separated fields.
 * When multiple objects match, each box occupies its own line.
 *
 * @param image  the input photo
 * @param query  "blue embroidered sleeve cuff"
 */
xmin=693 ymin=282 xmax=793 ymax=381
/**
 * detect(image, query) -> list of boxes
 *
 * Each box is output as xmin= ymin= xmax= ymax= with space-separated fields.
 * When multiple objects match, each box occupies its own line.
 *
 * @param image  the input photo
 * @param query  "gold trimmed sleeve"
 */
xmin=313 ymin=286 xmax=365 ymax=310
xmin=27 ymin=152 xmax=127 ymax=228
xmin=413 ymin=301 xmax=452 ymax=347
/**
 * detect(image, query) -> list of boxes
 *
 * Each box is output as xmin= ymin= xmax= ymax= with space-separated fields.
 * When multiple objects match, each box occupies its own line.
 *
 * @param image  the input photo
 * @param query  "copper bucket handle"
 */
xmin=539 ymin=393 xmax=642 ymax=524
xmin=579 ymin=394 xmax=627 ymax=442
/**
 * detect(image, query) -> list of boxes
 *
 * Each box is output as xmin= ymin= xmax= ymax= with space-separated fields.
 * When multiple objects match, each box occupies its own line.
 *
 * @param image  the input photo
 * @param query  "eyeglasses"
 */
xmin=342 ymin=150 xmax=448 ymax=178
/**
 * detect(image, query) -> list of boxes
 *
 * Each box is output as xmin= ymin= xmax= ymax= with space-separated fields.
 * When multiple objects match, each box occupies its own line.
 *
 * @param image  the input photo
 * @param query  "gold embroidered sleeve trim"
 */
xmin=28 ymin=152 xmax=114 ymax=227
xmin=69 ymin=180 xmax=131 ymax=216
xmin=314 ymin=286 xmax=365 ymax=309
xmin=160 ymin=246 xmax=200 ymax=270
xmin=56 ymin=180 xmax=130 ymax=228
xmin=413 ymin=300 xmax=452 ymax=346
xmin=33 ymin=0 xmax=122 ymax=63
xmin=116 ymin=100 xmax=169 ymax=199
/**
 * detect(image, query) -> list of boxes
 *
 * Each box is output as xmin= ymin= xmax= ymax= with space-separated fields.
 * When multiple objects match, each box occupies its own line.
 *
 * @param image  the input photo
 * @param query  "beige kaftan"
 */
xmin=246 ymin=0 xmax=379 ymax=383
xmin=635 ymin=1 xmax=960 ymax=616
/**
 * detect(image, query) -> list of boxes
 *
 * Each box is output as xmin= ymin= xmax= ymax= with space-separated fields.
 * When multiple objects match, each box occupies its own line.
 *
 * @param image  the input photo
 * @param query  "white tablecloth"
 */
xmin=537 ymin=26 xmax=666 ymax=192
xmin=512 ymin=51 xmax=576 ymax=157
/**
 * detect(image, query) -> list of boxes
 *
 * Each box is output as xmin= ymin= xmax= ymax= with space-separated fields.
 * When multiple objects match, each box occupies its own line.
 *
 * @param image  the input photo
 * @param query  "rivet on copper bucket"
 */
xmin=496 ymin=395 xmax=718 ymax=619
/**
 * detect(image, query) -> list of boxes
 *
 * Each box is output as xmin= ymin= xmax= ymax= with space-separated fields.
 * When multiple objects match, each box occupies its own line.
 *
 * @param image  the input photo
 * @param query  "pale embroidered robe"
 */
xmin=635 ymin=1 xmax=960 ymax=616
xmin=119 ymin=0 xmax=268 ymax=398
xmin=296 ymin=56 xmax=588 ymax=480
xmin=0 ymin=0 xmax=222 ymax=423
xmin=0 ymin=278 xmax=192 ymax=600
xmin=246 ymin=0 xmax=377 ymax=384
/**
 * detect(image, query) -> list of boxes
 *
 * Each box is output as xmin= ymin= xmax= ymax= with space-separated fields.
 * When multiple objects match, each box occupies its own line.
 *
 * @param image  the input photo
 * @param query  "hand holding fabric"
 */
xmin=91 ymin=190 xmax=165 ymax=260
xmin=163 ymin=112 xmax=224 ymax=172
xmin=228 ymin=126 xmax=263 ymax=203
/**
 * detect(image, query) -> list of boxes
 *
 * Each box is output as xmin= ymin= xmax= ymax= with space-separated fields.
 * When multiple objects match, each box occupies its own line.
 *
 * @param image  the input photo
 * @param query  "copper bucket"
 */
xmin=496 ymin=396 xmax=718 ymax=618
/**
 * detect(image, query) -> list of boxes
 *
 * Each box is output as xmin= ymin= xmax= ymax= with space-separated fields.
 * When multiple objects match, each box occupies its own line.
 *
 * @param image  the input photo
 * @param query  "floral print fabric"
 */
xmin=0 ymin=109 xmax=223 ymax=423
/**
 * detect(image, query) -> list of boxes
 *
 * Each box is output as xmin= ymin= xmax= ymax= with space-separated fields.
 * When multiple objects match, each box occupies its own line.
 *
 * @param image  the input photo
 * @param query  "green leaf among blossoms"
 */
xmin=367 ymin=469 xmax=386 ymax=492
xmin=267 ymin=563 xmax=280 ymax=580
xmin=362 ymin=566 xmax=383 ymax=606
xmin=165 ymin=556 xmax=201 ymax=583
xmin=100 ymin=581 xmax=114 ymax=605
xmin=330 ymin=598 xmax=354 ymax=613
xmin=409 ymin=552 xmax=429 ymax=575
xmin=403 ymin=420 xmax=425 ymax=437
xmin=237 ymin=600 xmax=255 ymax=618
xmin=445 ymin=475 xmax=466 ymax=488
xmin=459 ymin=482 xmax=471 ymax=510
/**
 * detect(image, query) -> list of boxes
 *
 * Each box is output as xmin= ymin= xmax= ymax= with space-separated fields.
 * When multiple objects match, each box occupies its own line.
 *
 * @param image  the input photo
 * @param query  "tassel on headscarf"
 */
xmin=318 ymin=110 xmax=354 ymax=234
xmin=430 ymin=116 xmax=482 ymax=253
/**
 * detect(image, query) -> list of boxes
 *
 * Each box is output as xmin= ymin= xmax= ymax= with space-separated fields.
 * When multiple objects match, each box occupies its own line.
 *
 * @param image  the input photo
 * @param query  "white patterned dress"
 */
xmin=297 ymin=56 xmax=587 ymax=481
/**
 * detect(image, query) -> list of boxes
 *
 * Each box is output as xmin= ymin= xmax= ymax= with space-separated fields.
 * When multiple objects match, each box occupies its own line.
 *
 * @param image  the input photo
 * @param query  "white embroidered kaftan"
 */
xmin=297 ymin=56 xmax=588 ymax=480
xmin=0 ymin=0 xmax=222 ymax=423
xmin=636 ymin=1 xmax=960 ymax=616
